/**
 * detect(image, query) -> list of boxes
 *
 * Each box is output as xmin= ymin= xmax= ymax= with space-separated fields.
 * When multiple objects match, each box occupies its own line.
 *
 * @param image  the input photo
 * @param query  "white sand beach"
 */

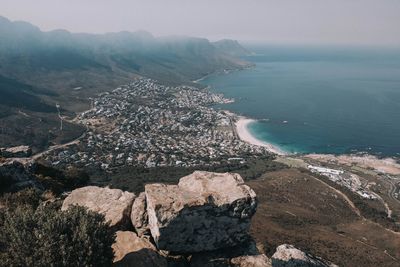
xmin=235 ymin=117 xmax=286 ymax=155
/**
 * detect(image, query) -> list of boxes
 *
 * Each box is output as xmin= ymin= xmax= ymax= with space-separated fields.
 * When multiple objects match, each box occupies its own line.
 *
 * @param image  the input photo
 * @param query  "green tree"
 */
xmin=0 ymin=205 xmax=115 ymax=267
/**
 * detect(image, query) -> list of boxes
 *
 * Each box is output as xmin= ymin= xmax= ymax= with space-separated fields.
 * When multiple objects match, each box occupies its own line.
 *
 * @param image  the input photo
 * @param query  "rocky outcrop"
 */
xmin=61 ymin=186 xmax=135 ymax=229
xmin=145 ymin=171 xmax=257 ymax=253
xmin=189 ymin=239 xmax=265 ymax=267
xmin=112 ymin=231 xmax=167 ymax=267
xmin=130 ymin=192 xmax=150 ymax=237
xmin=272 ymin=244 xmax=337 ymax=267
xmin=0 ymin=145 xmax=32 ymax=158
xmin=59 ymin=172 xmax=335 ymax=267
xmin=230 ymin=254 xmax=272 ymax=267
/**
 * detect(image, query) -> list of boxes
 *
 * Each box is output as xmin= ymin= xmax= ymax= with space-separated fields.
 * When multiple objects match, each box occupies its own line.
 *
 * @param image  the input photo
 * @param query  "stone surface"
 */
xmin=272 ymin=244 xmax=337 ymax=267
xmin=230 ymin=254 xmax=272 ymax=267
xmin=131 ymin=192 xmax=150 ymax=236
xmin=61 ymin=186 xmax=135 ymax=229
xmin=112 ymin=231 xmax=167 ymax=267
xmin=145 ymin=171 xmax=257 ymax=253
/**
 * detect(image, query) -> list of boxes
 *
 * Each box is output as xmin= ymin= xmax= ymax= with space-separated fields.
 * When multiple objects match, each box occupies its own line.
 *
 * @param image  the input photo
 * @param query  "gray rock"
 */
xmin=131 ymin=192 xmax=150 ymax=236
xmin=61 ymin=186 xmax=135 ymax=230
xmin=231 ymin=254 xmax=272 ymax=267
xmin=271 ymin=244 xmax=337 ymax=267
xmin=112 ymin=231 xmax=167 ymax=267
xmin=189 ymin=239 xmax=264 ymax=267
xmin=145 ymin=171 xmax=257 ymax=253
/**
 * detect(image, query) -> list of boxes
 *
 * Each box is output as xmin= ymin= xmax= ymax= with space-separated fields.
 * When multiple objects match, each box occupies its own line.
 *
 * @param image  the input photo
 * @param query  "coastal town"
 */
xmin=36 ymin=78 xmax=272 ymax=170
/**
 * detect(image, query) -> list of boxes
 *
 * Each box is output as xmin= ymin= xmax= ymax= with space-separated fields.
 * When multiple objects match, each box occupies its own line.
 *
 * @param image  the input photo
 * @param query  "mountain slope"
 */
xmin=213 ymin=39 xmax=253 ymax=57
xmin=0 ymin=16 xmax=251 ymax=99
xmin=0 ymin=15 xmax=252 ymax=151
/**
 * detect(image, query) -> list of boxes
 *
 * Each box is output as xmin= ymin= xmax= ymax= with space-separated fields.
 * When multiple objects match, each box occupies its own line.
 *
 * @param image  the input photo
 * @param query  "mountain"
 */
xmin=0 ymin=16 xmax=251 ymax=97
xmin=0 ymin=15 xmax=252 ymax=151
xmin=213 ymin=39 xmax=253 ymax=57
xmin=0 ymin=75 xmax=56 ymax=113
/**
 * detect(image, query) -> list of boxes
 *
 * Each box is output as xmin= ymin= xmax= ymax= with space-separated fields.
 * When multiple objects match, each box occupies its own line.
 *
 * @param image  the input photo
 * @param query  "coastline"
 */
xmin=193 ymin=65 xmax=255 ymax=84
xmin=234 ymin=116 xmax=400 ymax=173
xmin=235 ymin=117 xmax=287 ymax=155
xmin=201 ymin=67 xmax=399 ymax=163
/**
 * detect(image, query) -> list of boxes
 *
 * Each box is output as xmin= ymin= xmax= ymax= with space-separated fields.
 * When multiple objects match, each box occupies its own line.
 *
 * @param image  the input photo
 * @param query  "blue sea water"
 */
xmin=201 ymin=45 xmax=400 ymax=157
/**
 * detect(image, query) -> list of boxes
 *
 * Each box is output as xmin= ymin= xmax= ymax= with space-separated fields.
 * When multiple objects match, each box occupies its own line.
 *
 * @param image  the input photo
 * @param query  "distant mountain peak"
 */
xmin=0 ymin=15 xmax=11 ymax=24
xmin=213 ymin=39 xmax=252 ymax=57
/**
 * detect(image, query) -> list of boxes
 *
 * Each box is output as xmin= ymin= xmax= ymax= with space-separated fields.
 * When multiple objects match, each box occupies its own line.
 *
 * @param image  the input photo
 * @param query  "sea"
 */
xmin=200 ymin=44 xmax=400 ymax=157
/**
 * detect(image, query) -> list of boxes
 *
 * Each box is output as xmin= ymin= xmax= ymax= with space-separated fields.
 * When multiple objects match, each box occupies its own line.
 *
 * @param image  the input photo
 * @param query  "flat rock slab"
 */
xmin=272 ymin=244 xmax=337 ymax=267
xmin=62 ymin=186 xmax=135 ymax=229
xmin=145 ymin=171 xmax=257 ymax=253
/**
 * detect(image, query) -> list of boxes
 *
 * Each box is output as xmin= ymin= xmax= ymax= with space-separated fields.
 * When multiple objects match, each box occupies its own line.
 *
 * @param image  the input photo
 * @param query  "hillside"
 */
xmin=213 ymin=39 xmax=253 ymax=57
xmin=0 ymin=15 xmax=252 ymax=151
xmin=0 ymin=16 xmax=251 ymax=96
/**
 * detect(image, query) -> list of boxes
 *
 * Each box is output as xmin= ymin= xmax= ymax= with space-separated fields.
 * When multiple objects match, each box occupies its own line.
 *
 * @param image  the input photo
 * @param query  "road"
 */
xmin=31 ymin=131 xmax=86 ymax=161
xmin=309 ymin=173 xmax=362 ymax=217
xmin=385 ymin=175 xmax=400 ymax=205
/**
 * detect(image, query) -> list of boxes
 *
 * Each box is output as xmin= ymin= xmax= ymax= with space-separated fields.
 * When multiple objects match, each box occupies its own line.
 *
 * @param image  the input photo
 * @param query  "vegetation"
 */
xmin=106 ymin=156 xmax=285 ymax=193
xmin=33 ymin=163 xmax=89 ymax=194
xmin=308 ymin=169 xmax=400 ymax=232
xmin=0 ymin=203 xmax=115 ymax=267
xmin=0 ymin=75 xmax=56 ymax=113
xmin=0 ymin=188 xmax=42 ymax=210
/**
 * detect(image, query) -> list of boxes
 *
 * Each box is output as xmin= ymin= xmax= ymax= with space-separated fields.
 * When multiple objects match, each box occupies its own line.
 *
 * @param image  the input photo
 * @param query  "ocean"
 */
xmin=200 ymin=45 xmax=400 ymax=157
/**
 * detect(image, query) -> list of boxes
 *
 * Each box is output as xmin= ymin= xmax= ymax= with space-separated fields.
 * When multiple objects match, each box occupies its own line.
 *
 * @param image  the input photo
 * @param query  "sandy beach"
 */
xmin=235 ymin=117 xmax=286 ymax=155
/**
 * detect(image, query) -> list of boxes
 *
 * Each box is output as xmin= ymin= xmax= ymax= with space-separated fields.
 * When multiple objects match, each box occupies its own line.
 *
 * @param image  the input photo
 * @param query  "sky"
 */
xmin=1 ymin=0 xmax=400 ymax=45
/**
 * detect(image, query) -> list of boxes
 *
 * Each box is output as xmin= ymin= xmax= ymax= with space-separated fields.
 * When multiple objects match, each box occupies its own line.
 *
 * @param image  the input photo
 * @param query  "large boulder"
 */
xmin=271 ymin=244 xmax=337 ymax=267
xmin=131 ymin=192 xmax=150 ymax=236
xmin=112 ymin=231 xmax=167 ymax=267
xmin=145 ymin=171 xmax=257 ymax=253
xmin=61 ymin=186 xmax=135 ymax=229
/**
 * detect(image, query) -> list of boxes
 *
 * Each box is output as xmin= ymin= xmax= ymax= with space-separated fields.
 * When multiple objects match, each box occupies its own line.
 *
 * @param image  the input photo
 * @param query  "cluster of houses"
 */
xmin=308 ymin=165 xmax=377 ymax=199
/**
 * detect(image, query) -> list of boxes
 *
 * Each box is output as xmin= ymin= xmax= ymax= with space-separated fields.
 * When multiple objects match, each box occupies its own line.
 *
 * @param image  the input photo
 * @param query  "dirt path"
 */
xmin=309 ymin=174 xmax=362 ymax=217
xmin=31 ymin=133 xmax=84 ymax=161
xmin=310 ymin=173 xmax=400 ymax=239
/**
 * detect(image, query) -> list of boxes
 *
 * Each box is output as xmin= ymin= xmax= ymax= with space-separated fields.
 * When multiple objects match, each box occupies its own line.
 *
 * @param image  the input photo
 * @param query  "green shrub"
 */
xmin=0 ymin=187 xmax=42 ymax=210
xmin=32 ymin=164 xmax=90 ymax=194
xmin=0 ymin=205 xmax=115 ymax=267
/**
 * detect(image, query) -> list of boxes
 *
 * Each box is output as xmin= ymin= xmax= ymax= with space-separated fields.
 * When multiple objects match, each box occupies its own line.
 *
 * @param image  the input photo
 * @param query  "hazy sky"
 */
xmin=1 ymin=0 xmax=400 ymax=45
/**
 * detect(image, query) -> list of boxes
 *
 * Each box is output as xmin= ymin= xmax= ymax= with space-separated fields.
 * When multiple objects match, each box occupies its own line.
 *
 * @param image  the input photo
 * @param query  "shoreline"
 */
xmin=234 ymin=116 xmax=400 ymax=173
xmin=202 ymin=68 xmax=400 ymax=166
xmin=192 ymin=65 xmax=255 ymax=84
xmin=235 ymin=117 xmax=287 ymax=155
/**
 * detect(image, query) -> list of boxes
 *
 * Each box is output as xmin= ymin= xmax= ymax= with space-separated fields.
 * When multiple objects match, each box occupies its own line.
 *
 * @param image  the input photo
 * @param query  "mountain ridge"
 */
xmin=0 ymin=15 xmax=253 ymax=150
xmin=0 ymin=15 xmax=251 ymax=90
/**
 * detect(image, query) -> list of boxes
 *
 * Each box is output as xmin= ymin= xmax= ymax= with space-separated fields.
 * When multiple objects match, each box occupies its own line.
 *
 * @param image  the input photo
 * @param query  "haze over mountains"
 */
xmin=0 ymin=15 xmax=251 ymax=151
